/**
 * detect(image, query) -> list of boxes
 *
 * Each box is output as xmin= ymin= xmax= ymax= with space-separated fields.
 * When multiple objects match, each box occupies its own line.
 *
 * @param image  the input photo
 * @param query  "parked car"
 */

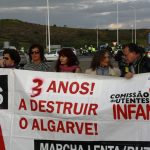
xmin=45 ymin=49 xmax=60 ymax=61
xmin=18 ymin=51 xmax=28 ymax=67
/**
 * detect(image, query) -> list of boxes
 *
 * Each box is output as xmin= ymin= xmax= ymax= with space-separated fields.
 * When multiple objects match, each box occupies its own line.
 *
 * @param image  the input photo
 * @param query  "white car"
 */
xmin=18 ymin=51 xmax=28 ymax=66
xmin=45 ymin=49 xmax=60 ymax=61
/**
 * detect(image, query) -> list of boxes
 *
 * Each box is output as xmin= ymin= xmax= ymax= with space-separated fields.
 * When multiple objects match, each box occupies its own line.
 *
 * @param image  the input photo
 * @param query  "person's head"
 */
xmin=56 ymin=48 xmax=79 ymax=71
xmin=3 ymin=49 xmax=21 ymax=68
xmin=28 ymin=44 xmax=45 ymax=63
xmin=90 ymin=49 xmax=111 ymax=70
xmin=122 ymin=43 xmax=144 ymax=64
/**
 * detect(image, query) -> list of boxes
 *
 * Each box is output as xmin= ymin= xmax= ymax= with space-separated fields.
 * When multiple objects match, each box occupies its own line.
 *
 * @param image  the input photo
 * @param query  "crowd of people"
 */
xmin=0 ymin=43 xmax=150 ymax=79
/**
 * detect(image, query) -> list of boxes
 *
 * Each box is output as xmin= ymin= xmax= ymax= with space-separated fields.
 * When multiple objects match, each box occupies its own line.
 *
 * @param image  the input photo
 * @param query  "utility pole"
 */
xmin=97 ymin=25 xmax=99 ymax=49
xmin=131 ymin=25 xmax=134 ymax=43
xmin=117 ymin=0 xmax=119 ymax=45
xmin=47 ymin=0 xmax=51 ymax=52
xmin=130 ymin=6 xmax=136 ymax=44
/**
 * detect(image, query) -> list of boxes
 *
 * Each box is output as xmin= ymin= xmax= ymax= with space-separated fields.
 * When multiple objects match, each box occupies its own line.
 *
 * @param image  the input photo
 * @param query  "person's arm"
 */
xmin=0 ymin=59 xmax=5 ymax=67
xmin=75 ymin=67 xmax=81 ymax=73
xmin=124 ymin=72 xmax=134 ymax=79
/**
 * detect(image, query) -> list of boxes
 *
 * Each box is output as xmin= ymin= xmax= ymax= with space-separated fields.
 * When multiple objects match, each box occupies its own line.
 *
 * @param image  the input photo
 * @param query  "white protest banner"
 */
xmin=0 ymin=69 xmax=14 ymax=150
xmin=0 ymin=69 xmax=150 ymax=150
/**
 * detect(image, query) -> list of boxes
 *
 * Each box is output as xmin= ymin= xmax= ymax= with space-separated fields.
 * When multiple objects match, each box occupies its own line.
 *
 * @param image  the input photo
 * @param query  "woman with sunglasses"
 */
xmin=85 ymin=49 xmax=120 ymax=76
xmin=0 ymin=48 xmax=21 ymax=68
xmin=24 ymin=44 xmax=51 ymax=71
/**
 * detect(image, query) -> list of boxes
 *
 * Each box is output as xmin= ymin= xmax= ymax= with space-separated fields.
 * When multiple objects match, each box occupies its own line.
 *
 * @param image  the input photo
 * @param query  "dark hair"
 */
xmin=114 ymin=50 xmax=123 ymax=61
xmin=3 ymin=49 xmax=21 ymax=65
xmin=90 ymin=49 xmax=112 ymax=70
xmin=55 ymin=48 xmax=79 ymax=72
xmin=28 ymin=44 xmax=45 ymax=62
xmin=122 ymin=43 xmax=144 ymax=54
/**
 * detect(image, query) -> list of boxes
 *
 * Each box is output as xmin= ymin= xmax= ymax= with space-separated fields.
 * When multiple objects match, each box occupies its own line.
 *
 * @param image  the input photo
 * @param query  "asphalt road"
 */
xmin=78 ymin=56 xmax=92 ymax=72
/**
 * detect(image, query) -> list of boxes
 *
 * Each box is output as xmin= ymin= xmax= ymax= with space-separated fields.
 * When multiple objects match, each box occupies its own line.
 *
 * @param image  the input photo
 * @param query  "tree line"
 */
xmin=0 ymin=19 xmax=150 ymax=51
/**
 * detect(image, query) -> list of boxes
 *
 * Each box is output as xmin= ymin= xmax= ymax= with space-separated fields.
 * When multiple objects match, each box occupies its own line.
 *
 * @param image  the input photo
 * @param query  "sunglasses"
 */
xmin=3 ymin=57 xmax=9 ymax=60
xmin=31 ymin=51 xmax=40 ymax=54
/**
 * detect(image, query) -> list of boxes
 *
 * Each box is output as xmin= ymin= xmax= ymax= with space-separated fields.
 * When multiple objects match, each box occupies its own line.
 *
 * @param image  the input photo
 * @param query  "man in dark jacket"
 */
xmin=122 ymin=43 xmax=150 ymax=78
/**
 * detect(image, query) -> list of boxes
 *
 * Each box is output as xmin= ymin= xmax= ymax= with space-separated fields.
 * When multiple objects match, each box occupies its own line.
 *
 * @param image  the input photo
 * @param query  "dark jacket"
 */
xmin=133 ymin=55 xmax=150 ymax=74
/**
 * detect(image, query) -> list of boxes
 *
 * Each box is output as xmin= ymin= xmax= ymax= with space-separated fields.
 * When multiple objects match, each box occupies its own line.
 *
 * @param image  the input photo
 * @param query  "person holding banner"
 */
xmin=114 ymin=50 xmax=132 ymax=77
xmin=122 ymin=43 xmax=150 ymax=78
xmin=55 ymin=48 xmax=81 ymax=73
xmin=0 ymin=48 xmax=21 ymax=68
xmin=24 ymin=44 xmax=51 ymax=71
xmin=85 ymin=49 xmax=120 ymax=76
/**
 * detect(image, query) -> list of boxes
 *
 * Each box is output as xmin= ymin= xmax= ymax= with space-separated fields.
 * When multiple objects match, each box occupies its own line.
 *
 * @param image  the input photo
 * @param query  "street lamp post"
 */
xmin=47 ymin=0 xmax=51 ymax=52
xmin=131 ymin=25 xmax=134 ymax=43
xmin=97 ymin=25 xmax=99 ymax=49
xmin=130 ymin=6 xmax=136 ymax=44
xmin=117 ymin=1 xmax=119 ymax=45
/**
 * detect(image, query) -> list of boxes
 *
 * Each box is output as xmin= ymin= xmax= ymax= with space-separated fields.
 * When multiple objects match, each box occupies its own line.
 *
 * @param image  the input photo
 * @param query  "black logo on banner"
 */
xmin=34 ymin=140 xmax=150 ymax=150
xmin=0 ymin=75 xmax=8 ymax=109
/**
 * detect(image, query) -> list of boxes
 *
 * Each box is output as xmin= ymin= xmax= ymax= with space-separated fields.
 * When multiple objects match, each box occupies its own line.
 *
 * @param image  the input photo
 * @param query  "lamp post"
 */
xmin=131 ymin=24 xmax=134 ymax=43
xmin=47 ymin=0 xmax=51 ymax=52
xmin=116 ymin=0 xmax=119 ymax=45
xmin=130 ymin=6 xmax=136 ymax=44
xmin=97 ymin=25 xmax=99 ymax=49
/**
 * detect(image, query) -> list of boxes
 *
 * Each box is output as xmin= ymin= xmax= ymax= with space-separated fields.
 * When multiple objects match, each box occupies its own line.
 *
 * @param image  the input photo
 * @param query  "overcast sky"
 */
xmin=0 ymin=0 xmax=150 ymax=29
